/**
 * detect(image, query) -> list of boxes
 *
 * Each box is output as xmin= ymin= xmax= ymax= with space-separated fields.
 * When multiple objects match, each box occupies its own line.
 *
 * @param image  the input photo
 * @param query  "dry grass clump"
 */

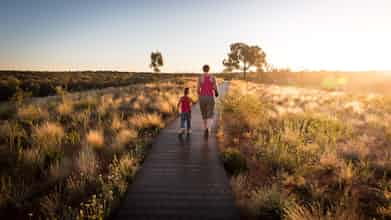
xmin=86 ymin=129 xmax=104 ymax=149
xmin=129 ymin=113 xmax=164 ymax=130
xmin=151 ymin=96 xmax=174 ymax=114
xmin=32 ymin=122 xmax=65 ymax=158
xmin=284 ymin=202 xmax=364 ymax=220
xmin=76 ymin=147 xmax=98 ymax=178
xmin=115 ymin=128 xmax=137 ymax=147
xmin=0 ymin=121 xmax=26 ymax=150
xmin=111 ymin=114 xmax=125 ymax=130
xmin=17 ymin=104 xmax=49 ymax=121
xmin=19 ymin=147 xmax=44 ymax=168
xmin=33 ymin=122 xmax=65 ymax=146
xmin=57 ymin=99 xmax=74 ymax=115
xmin=49 ymin=158 xmax=72 ymax=181
xmin=39 ymin=191 xmax=62 ymax=219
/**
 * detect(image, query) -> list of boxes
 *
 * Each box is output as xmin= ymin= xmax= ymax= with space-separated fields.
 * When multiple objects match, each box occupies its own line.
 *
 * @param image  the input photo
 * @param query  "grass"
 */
xmin=86 ymin=129 xmax=105 ymax=150
xmin=0 ymin=76 xmax=197 ymax=219
xmin=218 ymin=80 xmax=391 ymax=219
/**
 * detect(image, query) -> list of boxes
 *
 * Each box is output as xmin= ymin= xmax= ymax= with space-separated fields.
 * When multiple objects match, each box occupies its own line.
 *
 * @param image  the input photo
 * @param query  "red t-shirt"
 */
xmin=180 ymin=96 xmax=192 ymax=113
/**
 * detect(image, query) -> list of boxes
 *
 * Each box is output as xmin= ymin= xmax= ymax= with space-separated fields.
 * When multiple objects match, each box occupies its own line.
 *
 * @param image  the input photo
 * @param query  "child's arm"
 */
xmin=177 ymin=98 xmax=182 ymax=112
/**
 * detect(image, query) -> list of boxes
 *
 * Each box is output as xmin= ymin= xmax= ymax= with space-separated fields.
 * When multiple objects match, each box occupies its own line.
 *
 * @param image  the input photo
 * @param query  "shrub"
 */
xmin=86 ymin=129 xmax=104 ymax=150
xmin=17 ymin=104 xmax=49 ymax=121
xmin=57 ymin=99 xmax=74 ymax=116
xmin=49 ymin=158 xmax=72 ymax=181
xmin=284 ymin=202 xmax=364 ymax=220
xmin=129 ymin=113 xmax=164 ymax=131
xmin=114 ymin=128 xmax=137 ymax=150
xmin=39 ymin=192 xmax=62 ymax=219
xmin=0 ymin=104 xmax=16 ymax=119
xmin=33 ymin=122 xmax=64 ymax=160
xmin=76 ymin=147 xmax=98 ymax=178
xmin=220 ymin=147 xmax=247 ymax=175
xmin=0 ymin=121 xmax=26 ymax=150
xmin=247 ymin=185 xmax=292 ymax=220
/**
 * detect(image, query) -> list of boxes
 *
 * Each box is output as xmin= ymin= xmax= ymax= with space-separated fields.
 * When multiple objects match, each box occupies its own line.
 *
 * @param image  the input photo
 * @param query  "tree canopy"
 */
xmin=150 ymin=51 xmax=164 ymax=73
xmin=223 ymin=42 xmax=267 ymax=78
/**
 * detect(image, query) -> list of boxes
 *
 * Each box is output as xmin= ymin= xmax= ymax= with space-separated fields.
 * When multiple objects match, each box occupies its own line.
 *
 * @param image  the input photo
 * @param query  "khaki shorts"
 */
xmin=199 ymin=96 xmax=215 ymax=119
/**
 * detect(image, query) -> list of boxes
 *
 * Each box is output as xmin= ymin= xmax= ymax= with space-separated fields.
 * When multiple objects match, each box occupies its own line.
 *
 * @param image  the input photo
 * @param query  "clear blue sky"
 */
xmin=1 ymin=0 xmax=390 ymax=72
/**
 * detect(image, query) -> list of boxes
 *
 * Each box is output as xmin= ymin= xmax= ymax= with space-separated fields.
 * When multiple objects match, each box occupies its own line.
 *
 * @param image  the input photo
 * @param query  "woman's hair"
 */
xmin=202 ymin=64 xmax=210 ymax=73
xmin=184 ymin=87 xmax=189 ymax=95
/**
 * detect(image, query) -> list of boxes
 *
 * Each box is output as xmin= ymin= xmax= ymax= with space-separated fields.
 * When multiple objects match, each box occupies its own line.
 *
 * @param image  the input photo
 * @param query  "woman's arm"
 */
xmin=197 ymin=77 xmax=201 ymax=95
xmin=213 ymin=77 xmax=219 ymax=97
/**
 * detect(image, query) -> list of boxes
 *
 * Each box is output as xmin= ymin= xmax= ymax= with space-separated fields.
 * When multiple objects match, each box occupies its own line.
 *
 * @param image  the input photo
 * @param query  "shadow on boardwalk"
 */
xmin=112 ymin=82 xmax=240 ymax=220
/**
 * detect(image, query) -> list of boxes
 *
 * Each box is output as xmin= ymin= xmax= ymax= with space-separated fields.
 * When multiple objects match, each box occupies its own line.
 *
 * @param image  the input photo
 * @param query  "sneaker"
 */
xmin=178 ymin=128 xmax=185 ymax=135
xmin=187 ymin=129 xmax=192 ymax=134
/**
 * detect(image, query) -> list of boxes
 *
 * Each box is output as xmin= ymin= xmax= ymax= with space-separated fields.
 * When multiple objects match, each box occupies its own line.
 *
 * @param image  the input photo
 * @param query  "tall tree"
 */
xmin=222 ymin=42 xmax=267 ymax=80
xmin=150 ymin=51 xmax=164 ymax=73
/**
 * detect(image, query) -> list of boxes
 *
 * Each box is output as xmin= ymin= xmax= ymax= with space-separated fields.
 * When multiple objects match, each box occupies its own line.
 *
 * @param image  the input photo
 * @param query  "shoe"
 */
xmin=178 ymin=128 xmax=185 ymax=135
xmin=187 ymin=129 xmax=192 ymax=134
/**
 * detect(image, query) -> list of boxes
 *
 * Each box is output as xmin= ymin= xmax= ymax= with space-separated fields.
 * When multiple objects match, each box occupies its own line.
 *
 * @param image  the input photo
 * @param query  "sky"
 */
xmin=1 ymin=0 xmax=390 ymax=72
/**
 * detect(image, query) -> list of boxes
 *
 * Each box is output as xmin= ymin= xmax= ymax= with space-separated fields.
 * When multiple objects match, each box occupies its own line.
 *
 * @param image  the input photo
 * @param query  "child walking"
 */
xmin=177 ymin=88 xmax=193 ymax=135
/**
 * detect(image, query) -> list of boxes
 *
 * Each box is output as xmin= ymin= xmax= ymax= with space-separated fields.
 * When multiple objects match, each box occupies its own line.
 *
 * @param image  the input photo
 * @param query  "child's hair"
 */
xmin=184 ymin=87 xmax=189 ymax=95
xmin=202 ymin=64 xmax=210 ymax=73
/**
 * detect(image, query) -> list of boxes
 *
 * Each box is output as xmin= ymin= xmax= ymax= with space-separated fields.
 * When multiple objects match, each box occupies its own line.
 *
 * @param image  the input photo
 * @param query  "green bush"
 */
xmin=220 ymin=147 xmax=247 ymax=175
xmin=248 ymin=185 xmax=292 ymax=220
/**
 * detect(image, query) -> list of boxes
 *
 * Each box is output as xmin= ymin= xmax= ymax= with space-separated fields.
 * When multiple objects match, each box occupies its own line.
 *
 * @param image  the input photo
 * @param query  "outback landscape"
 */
xmin=2 ymin=0 xmax=391 ymax=219
xmin=1 ymin=70 xmax=391 ymax=219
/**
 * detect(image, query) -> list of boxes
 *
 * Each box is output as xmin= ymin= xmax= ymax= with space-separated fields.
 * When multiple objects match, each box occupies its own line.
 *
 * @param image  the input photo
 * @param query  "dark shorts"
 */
xmin=199 ymin=96 xmax=215 ymax=119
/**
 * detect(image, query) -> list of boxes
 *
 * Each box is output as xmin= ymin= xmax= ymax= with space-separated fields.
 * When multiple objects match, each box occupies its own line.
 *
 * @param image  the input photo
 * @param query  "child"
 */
xmin=177 ymin=88 xmax=193 ymax=134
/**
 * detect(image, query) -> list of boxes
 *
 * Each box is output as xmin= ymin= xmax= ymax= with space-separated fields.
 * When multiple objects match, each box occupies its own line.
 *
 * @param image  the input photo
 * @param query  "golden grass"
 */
xmin=33 ymin=122 xmax=64 ymax=149
xmin=17 ymin=104 xmax=49 ymax=121
xmin=76 ymin=147 xmax=98 ymax=178
xmin=111 ymin=114 xmax=124 ymax=130
xmin=19 ymin=148 xmax=44 ymax=167
xmin=86 ymin=129 xmax=104 ymax=149
xmin=284 ymin=202 xmax=363 ymax=220
xmin=0 ymin=76 xmax=199 ymax=219
xmin=115 ymin=128 xmax=137 ymax=147
xmin=129 ymin=113 xmax=164 ymax=130
xmin=57 ymin=99 xmax=74 ymax=115
xmin=219 ymin=80 xmax=391 ymax=219
xmin=49 ymin=158 xmax=71 ymax=181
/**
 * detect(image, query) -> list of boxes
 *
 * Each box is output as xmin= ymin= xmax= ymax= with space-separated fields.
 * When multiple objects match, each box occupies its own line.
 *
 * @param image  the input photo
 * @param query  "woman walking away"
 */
xmin=197 ymin=64 xmax=218 ymax=136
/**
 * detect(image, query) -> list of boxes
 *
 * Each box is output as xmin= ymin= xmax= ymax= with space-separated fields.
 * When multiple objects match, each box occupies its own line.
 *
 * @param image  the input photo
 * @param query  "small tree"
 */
xmin=222 ymin=42 xmax=267 ymax=80
xmin=150 ymin=51 xmax=164 ymax=73
xmin=150 ymin=51 xmax=164 ymax=89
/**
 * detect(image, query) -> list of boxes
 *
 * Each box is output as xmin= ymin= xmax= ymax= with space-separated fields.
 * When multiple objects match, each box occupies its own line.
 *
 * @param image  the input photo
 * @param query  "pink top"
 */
xmin=200 ymin=75 xmax=215 ymax=97
xmin=180 ymin=96 xmax=192 ymax=113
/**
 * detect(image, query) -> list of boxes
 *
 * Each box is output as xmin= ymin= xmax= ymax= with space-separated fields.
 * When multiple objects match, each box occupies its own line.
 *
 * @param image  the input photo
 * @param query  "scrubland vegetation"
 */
xmin=0 ymin=71 xmax=200 ymax=102
xmin=219 ymin=80 xmax=391 ymax=220
xmin=246 ymin=71 xmax=391 ymax=95
xmin=0 ymin=78 xmax=196 ymax=219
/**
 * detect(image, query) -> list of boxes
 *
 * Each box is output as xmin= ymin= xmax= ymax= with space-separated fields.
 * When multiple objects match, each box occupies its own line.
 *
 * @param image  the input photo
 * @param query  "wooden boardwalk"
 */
xmin=112 ymin=82 xmax=240 ymax=220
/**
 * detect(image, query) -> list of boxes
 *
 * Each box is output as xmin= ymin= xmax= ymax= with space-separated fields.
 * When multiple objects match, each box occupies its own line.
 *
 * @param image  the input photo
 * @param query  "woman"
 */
xmin=197 ymin=64 xmax=218 ymax=135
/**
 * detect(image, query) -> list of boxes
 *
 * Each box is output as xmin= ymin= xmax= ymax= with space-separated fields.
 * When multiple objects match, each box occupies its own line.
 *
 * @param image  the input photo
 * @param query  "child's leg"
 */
xmin=179 ymin=113 xmax=186 ymax=133
xmin=186 ymin=112 xmax=191 ymax=131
